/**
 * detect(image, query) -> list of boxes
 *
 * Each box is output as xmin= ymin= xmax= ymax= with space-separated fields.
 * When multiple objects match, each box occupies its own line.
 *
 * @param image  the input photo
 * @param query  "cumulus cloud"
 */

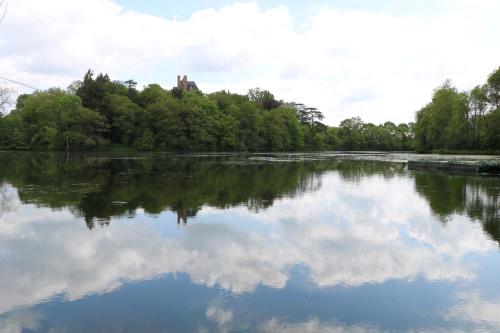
xmin=0 ymin=171 xmax=495 ymax=318
xmin=205 ymin=302 xmax=234 ymax=333
xmin=259 ymin=317 xmax=487 ymax=333
xmin=0 ymin=310 xmax=41 ymax=333
xmin=445 ymin=290 xmax=500 ymax=331
xmin=1 ymin=1 xmax=499 ymax=123
xmin=259 ymin=318 xmax=382 ymax=333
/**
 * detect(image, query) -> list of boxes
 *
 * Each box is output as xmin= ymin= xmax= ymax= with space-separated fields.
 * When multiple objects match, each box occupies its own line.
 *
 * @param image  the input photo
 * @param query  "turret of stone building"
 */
xmin=176 ymin=75 xmax=198 ymax=92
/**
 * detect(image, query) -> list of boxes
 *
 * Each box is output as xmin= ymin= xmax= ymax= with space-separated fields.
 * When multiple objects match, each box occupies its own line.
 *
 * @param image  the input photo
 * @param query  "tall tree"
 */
xmin=468 ymin=85 xmax=488 ymax=146
xmin=0 ymin=86 xmax=14 ymax=114
xmin=486 ymin=66 xmax=500 ymax=109
xmin=247 ymin=88 xmax=281 ymax=110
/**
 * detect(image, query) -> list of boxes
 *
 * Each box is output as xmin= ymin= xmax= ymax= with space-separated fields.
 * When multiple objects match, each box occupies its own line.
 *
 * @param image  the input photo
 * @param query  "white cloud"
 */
xmin=0 ymin=171 xmax=495 ymax=317
xmin=259 ymin=317 xmax=486 ymax=333
xmin=205 ymin=302 xmax=233 ymax=333
xmin=0 ymin=310 xmax=41 ymax=333
xmin=1 ymin=0 xmax=499 ymax=124
xmin=260 ymin=318 xmax=382 ymax=333
xmin=446 ymin=290 xmax=500 ymax=331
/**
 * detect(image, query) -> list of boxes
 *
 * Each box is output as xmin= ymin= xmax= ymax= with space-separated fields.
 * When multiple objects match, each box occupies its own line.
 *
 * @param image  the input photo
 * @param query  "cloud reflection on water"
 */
xmin=0 ymin=170 xmax=496 ymax=320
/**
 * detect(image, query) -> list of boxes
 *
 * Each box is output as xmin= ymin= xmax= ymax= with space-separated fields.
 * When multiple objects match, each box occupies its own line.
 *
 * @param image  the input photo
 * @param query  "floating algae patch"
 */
xmin=408 ymin=159 xmax=500 ymax=174
xmin=246 ymin=152 xmax=407 ymax=163
xmin=241 ymin=152 xmax=500 ymax=170
xmin=243 ymin=152 xmax=500 ymax=174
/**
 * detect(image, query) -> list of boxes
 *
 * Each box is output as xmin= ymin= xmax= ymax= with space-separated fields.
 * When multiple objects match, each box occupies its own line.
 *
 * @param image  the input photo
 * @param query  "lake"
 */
xmin=0 ymin=152 xmax=499 ymax=333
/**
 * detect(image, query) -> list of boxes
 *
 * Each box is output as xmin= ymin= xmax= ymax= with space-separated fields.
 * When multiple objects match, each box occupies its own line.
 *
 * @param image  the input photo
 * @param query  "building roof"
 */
xmin=187 ymin=81 xmax=198 ymax=91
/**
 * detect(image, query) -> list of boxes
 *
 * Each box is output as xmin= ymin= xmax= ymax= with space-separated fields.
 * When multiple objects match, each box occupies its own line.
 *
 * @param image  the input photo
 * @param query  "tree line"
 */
xmin=414 ymin=66 xmax=500 ymax=152
xmin=0 ymin=152 xmax=330 ymax=227
xmin=2 ymin=152 xmax=498 ymax=243
xmin=0 ymin=70 xmax=414 ymax=151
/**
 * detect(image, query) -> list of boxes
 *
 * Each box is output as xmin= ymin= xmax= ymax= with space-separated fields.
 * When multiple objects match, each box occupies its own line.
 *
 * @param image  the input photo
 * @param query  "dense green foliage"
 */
xmin=414 ymin=67 xmax=500 ymax=152
xmin=414 ymin=171 xmax=500 ymax=243
xmin=0 ymin=70 xmax=414 ymax=151
xmin=1 ymin=152 xmax=498 ymax=244
xmin=0 ymin=152 xmax=334 ymax=226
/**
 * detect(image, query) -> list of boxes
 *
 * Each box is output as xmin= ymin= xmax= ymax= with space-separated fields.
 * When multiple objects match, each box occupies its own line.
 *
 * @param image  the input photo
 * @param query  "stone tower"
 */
xmin=177 ymin=75 xmax=198 ymax=92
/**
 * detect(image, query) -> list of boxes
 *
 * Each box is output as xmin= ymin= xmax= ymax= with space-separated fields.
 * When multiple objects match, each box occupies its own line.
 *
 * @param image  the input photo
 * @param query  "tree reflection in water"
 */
xmin=0 ymin=152 xmax=498 ymax=244
xmin=414 ymin=171 xmax=500 ymax=245
xmin=1 ymin=152 xmax=500 ymax=332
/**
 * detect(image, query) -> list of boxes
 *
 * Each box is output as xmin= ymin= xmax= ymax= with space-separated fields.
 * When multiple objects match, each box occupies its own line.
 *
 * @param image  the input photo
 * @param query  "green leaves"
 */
xmin=1 ymin=89 xmax=108 ymax=150
xmin=0 ymin=69 xmax=423 ymax=152
xmin=414 ymin=66 xmax=500 ymax=152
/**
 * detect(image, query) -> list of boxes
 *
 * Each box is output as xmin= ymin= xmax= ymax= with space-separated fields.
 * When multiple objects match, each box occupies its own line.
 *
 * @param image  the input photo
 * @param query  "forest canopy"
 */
xmin=414 ymin=66 xmax=500 ymax=152
xmin=0 ymin=67 xmax=498 ymax=152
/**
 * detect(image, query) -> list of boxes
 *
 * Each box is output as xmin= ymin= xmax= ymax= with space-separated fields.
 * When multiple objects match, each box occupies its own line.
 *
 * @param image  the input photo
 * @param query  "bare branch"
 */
xmin=0 ymin=86 xmax=15 ymax=114
xmin=0 ymin=0 xmax=8 ymax=24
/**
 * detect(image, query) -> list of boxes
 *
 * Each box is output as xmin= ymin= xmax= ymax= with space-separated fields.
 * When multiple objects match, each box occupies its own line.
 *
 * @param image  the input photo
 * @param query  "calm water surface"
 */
xmin=0 ymin=152 xmax=499 ymax=332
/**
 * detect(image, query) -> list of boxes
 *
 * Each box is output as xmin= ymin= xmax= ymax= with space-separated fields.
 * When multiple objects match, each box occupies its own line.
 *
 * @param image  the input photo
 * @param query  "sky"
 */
xmin=0 ymin=0 xmax=499 ymax=125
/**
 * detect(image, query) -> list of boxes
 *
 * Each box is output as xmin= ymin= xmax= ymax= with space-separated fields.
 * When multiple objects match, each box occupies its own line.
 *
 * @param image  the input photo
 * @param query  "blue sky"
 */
xmin=115 ymin=0 xmax=456 ymax=20
xmin=116 ymin=0 xmax=315 ymax=21
xmin=1 ymin=0 xmax=499 ymax=124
